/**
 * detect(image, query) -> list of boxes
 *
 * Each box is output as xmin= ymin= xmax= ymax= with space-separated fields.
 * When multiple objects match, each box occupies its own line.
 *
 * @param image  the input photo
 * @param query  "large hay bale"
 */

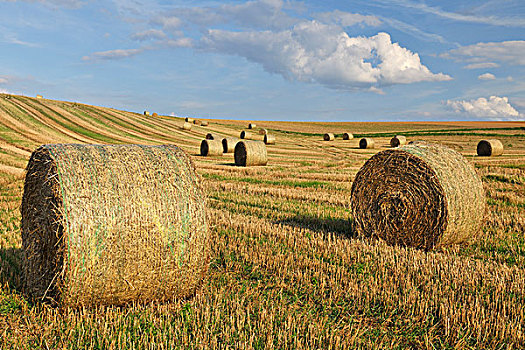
xmin=222 ymin=137 xmax=239 ymax=153
xmin=390 ymin=135 xmax=407 ymax=147
xmin=258 ymin=128 xmax=268 ymax=135
xmin=240 ymin=131 xmax=264 ymax=141
xmin=200 ymin=139 xmax=223 ymax=156
xmin=234 ymin=141 xmax=267 ymax=166
xmin=264 ymin=134 xmax=275 ymax=145
xmin=477 ymin=139 xmax=503 ymax=156
xmin=351 ymin=143 xmax=485 ymax=250
xmin=194 ymin=120 xmax=202 ymax=125
xmin=324 ymin=133 xmax=334 ymax=141
xmin=359 ymin=138 xmax=375 ymax=149
xmin=206 ymin=133 xmax=216 ymax=140
xmin=343 ymin=132 xmax=354 ymax=140
xmin=21 ymin=144 xmax=208 ymax=306
xmin=152 ymin=112 xmax=159 ymax=117
xmin=144 ymin=111 xmax=150 ymax=116
xmin=248 ymin=123 xmax=256 ymax=129
xmin=185 ymin=117 xmax=194 ymax=123
xmin=201 ymin=121 xmax=209 ymax=127
xmin=182 ymin=122 xmax=192 ymax=131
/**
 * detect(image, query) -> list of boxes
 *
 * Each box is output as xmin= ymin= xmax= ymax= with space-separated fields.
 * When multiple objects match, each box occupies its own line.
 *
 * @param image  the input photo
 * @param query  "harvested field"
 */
xmin=1 ymin=94 xmax=525 ymax=348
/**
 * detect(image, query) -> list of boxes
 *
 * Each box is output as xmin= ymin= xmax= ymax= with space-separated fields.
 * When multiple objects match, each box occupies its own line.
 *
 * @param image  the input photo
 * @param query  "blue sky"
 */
xmin=0 ymin=0 xmax=524 ymax=121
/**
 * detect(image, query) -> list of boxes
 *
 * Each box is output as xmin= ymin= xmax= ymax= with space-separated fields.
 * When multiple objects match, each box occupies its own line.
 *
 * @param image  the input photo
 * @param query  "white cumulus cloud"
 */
xmin=201 ymin=22 xmax=451 ymax=90
xmin=478 ymin=73 xmax=495 ymax=80
xmin=82 ymin=48 xmax=143 ymax=61
xmin=446 ymin=96 xmax=522 ymax=120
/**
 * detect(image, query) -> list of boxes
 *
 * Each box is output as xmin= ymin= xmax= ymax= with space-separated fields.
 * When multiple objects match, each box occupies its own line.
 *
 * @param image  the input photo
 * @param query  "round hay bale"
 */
xmin=324 ymin=133 xmax=334 ymax=141
xmin=21 ymin=144 xmax=208 ymax=306
xmin=359 ymin=138 xmax=375 ymax=149
xmin=185 ymin=117 xmax=194 ymax=123
xmin=152 ymin=112 xmax=159 ymax=117
xmin=343 ymin=132 xmax=354 ymax=140
xmin=182 ymin=122 xmax=192 ymax=131
xmin=234 ymin=141 xmax=267 ymax=166
xmin=240 ymin=130 xmax=253 ymax=139
xmin=143 ymin=111 xmax=150 ymax=116
xmin=264 ymin=134 xmax=275 ymax=145
xmin=477 ymin=139 xmax=503 ymax=156
xmin=222 ymin=137 xmax=239 ymax=153
xmin=201 ymin=121 xmax=209 ymax=127
xmin=350 ymin=143 xmax=485 ymax=250
xmin=200 ymin=139 xmax=223 ymax=156
xmin=258 ymin=128 xmax=268 ymax=135
xmin=194 ymin=120 xmax=202 ymax=125
xmin=205 ymin=133 xmax=216 ymax=140
xmin=248 ymin=123 xmax=256 ymax=129
xmin=390 ymin=135 xmax=407 ymax=148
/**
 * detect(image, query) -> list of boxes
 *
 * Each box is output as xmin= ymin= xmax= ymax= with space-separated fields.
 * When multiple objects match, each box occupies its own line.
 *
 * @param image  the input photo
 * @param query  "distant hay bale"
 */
xmin=182 ymin=122 xmax=192 ymax=131
xmin=235 ymin=141 xmax=268 ymax=166
xmin=201 ymin=121 xmax=209 ymax=127
xmin=390 ymin=135 xmax=407 ymax=147
xmin=248 ymin=123 xmax=256 ymax=129
xmin=152 ymin=112 xmax=158 ymax=118
xmin=351 ymin=142 xmax=485 ymax=250
xmin=21 ymin=144 xmax=208 ymax=306
xmin=258 ymin=128 xmax=268 ymax=135
xmin=264 ymin=134 xmax=275 ymax=145
xmin=36 ymin=95 xmax=43 ymax=99
xmin=343 ymin=132 xmax=354 ymax=140
xmin=205 ymin=133 xmax=216 ymax=140
xmin=185 ymin=117 xmax=194 ymax=123
xmin=477 ymin=139 xmax=503 ymax=156
xmin=200 ymin=140 xmax=223 ymax=156
xmin=240 ymin=131 xmax=264 ymax=141
xmin=359 ymin=138 xmax=375 ymax=149
xmin=144 ymin=111 xmax=150 ymax=116
xmin=222 ymin=137 xmax=239 ymax=153
xmin=324 ymin=133 xmax=334 ymax=141
xmin=194 ymin=120 xmax=202 ymax=125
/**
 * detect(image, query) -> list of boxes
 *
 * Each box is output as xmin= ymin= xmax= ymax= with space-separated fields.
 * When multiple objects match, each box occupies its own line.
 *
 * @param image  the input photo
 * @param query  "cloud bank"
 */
xmin=446 ymin=96 xmax=522 ymax=120
xmin=442 ymin=40 xmax=525 ymax=68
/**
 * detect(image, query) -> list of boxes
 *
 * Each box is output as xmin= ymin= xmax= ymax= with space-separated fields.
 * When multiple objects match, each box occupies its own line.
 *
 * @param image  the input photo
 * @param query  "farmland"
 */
xmin=1 ymin=94 xmax=525 ymax=348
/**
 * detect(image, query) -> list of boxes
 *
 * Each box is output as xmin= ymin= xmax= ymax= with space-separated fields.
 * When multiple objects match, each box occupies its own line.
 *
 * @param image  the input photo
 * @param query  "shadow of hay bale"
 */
xmin=0 ymin=247 xmax=23 ymax=291
xmin=274 ymin=215 xmax=356 ymax=240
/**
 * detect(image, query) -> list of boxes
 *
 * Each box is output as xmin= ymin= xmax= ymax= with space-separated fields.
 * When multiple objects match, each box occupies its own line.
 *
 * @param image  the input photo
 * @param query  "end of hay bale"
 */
xmin=350 ymin=142 xmax=485 ymax=250
xmin=234 ymin=140 xmax=268 ymax=166
xmin=222 ymin=137 xmax=239 ymax=153
xmin=21 ymin=144 xmax=208 ymax=306
xmin=477 ymin=139 xmax=503 ymax=156
xmin=343 ymin=132 xmax=354 ymax=140
xmin=258 ymin=128 xmax=268 ymax=135
xmin=264 ymin=134 xmax=275 ymax=145
xmin=201 ymin=139 xmax=223 ymax=156
xmin=390 ymin=135 xmax=407 ymax=148
xmin=144 ymin=111 xmax=150 ymax=116
xmin=36 ymin=94 xmax=43 ymax=99
xmin=359 ymin=138 xmax=375 ymax=149
xmin=240 ymin=130 xmax=252 ymax=139
xmin=182 ymin=122 xmax=192 ymax=131
xmin=324 ymin=133 xmax=335 ymax=141
xmin=152 ymin=112 xmax=158 ymax=117
xmin=248 ymin=123 xmax=256 ymax=129
xmin=194 ymin=120 xmax=202 ymax=125
xmin=205 ymin=133 xmax=215 ymax=140
xmin=185 ymin=117 xmax=194 ymax=123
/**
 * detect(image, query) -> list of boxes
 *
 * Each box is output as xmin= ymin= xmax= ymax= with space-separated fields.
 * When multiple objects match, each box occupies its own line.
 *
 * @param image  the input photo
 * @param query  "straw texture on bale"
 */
xmin=248 ymin=123 xmax=256 ymax=129
xmin=359 ymin=138 xmax=375 ymax=149
xmin=201 ymin=121 xmax=209 ymax=127
xmin=182 ymin=122 xmax=192 ymax=131
xmin=240 ymin=131 xmax=265 ymax=141
xmin=390 ymin=135 xmax=407 ymax=147
xmin=258 ymin=128 xmax=268 ymax=135
xmin=21 ymin=144 xmax=208 ymax=306
xmin=477 ymin=139 xmax=504 ymax=156
xmin=205 ymin=133 xmax=216 ymax=140
xmin=222 ymin=137 xmax=239 ymax=153
xmin=193 ymin=120 xmax=202 ymax=126
xmin=185 ymin=117 xmax=194 ymax=123
xmin=200 ymin=139 xmax=223 ymax=156
xmin=264 ymin=134 xmax=275 ymax=145
xmin=343 ymin=132 xmax=354 ymax=140
xmin=234 ymin=141 xmax=267 ymax=166
xmin=324 ymin=133 xmax=334 ymax=141
xmin=351 ymin=143 xmax=485 ymax=250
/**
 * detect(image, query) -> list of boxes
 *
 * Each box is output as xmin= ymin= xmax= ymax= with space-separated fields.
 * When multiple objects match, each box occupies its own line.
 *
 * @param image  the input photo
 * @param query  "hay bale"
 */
xmin=36 ymin=95 xmax=43 ymax=99
xmin=205 ymin=133 xmax=216 ymax=140
xmin=21 ymin=144 xmax=208 ymax=306
xmin=222 ymin=137 xmax=239 ymax=153
xmin=185 ymin=117 xmax=194 ymax=123
xmin=258 ymin=128 xmax=268 ymax=135
xmin=200 ymin=140 xmax=223 ymax=156
xmin=359 ymin=138 xmax=375 ymax=149
xmin=343 ymin=132 xmax=354 ymax=140
xmin=248 ymin=123 xmax=256 ymax=129
xmin=182 ymin=122 xmax=192 ymax=131
xmin=201 ymin=121 xmax=209 ymax=127
xmin=390 ymin=135 xmax=407 ymax=147
xmin=240 ymin=131 xmax=264 ymax=141
xmin=234 ymin=141 xmax=267 ymax=166
xmin=351 ymin=143 xmax=485 ymax=250
xmin=477 ymin=139 xmax=503 ymax=156
xmin=152 ymin=112 xmax=158 ymax=118
xmin=194 ymin=120 xmax=202 ymax=126
xmin=264 ymin=134 xmax=275 ymax=145
xmin=324 ymin=133 xmax=335 ymax=141
xmin=144 ymin=111 xmax=150 ymax=116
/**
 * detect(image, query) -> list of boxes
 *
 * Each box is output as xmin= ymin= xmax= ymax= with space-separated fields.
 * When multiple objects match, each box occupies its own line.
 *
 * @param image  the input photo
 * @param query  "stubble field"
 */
xmin=1 ymin=94 xmax=525 ymax=349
